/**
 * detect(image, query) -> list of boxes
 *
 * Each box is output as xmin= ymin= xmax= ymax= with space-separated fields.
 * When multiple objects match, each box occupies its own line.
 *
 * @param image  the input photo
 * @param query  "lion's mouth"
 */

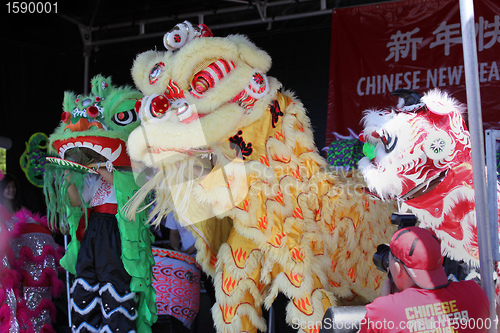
xmin=361 ymin=187 xmax=384 ymax=200
xmin=400 ymin=170 xmax=448 ymax=201
xmin=52 ymin=136 xmax=131 ymax=166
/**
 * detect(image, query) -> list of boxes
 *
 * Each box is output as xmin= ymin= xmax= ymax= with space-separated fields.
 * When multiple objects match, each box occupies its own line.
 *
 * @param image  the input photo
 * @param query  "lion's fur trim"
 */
xmin=211 ymin=301 xmax=268 ymax=333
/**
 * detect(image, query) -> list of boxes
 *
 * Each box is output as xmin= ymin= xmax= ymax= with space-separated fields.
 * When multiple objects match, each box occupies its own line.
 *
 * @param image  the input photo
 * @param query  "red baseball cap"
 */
xmin=390 ymin=226 xmax=449 ymax=290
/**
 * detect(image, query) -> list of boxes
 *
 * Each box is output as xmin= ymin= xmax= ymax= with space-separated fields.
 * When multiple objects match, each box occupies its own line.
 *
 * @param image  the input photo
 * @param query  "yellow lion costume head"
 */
xmin=127 ymin=21 xmax=397 ymax=333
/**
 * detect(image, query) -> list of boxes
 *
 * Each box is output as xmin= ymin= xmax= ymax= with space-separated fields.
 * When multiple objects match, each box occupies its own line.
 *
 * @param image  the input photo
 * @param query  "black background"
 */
xmin=0 ymin=0 xmax=393 ymax=214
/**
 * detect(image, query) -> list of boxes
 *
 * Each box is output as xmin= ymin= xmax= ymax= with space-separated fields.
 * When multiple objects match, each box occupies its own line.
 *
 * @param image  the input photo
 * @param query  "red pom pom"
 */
xmin=87 ymin=106 xmax=99 ymax=118
xmin=61 ymin=111 xmax=71 ymax=123
xmin=151 ymin=95 xmax=169 ymax=118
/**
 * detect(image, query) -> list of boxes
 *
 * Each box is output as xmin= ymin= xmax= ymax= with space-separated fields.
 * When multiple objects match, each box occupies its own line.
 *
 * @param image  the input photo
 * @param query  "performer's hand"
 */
xmin=184 ymin=244 xmax=196 ymax=255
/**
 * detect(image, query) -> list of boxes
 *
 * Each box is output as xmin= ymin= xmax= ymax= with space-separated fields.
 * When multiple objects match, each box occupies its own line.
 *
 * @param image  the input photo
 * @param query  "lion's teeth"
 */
xmin=101 ymin=148 xmax=112 ymax=159
xmin=110 ymin=145 xmax=122 ymax=162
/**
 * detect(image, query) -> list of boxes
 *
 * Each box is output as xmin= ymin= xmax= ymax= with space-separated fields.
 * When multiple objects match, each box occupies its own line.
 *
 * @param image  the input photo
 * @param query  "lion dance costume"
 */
xmin=0 ymin=173 xmax=63 ymax=333
xmin=358 ymin=88 xmax=500 ymax=302
xmin=43 ymin=75 xmax=156 ymax=332
xmin=123 ymin=21 xmax=397 ymax=333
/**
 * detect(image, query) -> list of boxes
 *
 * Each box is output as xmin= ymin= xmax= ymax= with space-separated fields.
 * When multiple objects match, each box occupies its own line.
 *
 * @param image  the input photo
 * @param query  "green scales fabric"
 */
xmin=44 ymin=165 xmax=157 ymax=332
xmin=325 ymin=138 xmax=365 ymax=170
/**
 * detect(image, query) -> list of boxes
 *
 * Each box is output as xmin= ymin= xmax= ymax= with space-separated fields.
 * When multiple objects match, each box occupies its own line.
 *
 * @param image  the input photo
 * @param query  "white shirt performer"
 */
xmin=68 ymin=170 xmax=138 ymax=332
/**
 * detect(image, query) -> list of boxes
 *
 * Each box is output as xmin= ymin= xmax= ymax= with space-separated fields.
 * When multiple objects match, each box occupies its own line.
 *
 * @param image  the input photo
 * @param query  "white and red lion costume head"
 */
xmin=359 ymin=89 xmax=499 ymax=267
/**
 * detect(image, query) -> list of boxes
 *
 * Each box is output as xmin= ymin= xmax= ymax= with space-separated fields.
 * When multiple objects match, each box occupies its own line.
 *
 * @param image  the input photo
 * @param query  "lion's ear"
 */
xmin=421 ymin=88 xmax=460 ymax=116
xmin=228 ymin=35 xmax=272 ymax=73
xmin=62 ymin=91 xmax=77 ymax=112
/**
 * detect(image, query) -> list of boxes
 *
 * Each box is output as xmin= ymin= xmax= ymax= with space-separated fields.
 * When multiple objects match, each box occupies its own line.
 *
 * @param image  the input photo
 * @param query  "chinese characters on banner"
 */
xmin=326 ymin=0 xmax=500 ymax=145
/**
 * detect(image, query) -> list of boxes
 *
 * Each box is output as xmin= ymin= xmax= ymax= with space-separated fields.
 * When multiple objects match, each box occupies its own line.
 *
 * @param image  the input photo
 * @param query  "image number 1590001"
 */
xmin=6 ymin=2 xmax=57 ymax=14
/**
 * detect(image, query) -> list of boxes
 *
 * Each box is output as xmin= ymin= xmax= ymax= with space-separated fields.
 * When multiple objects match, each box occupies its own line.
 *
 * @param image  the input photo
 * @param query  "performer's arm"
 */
xmin=169 ymin=228 xmax=181 ymax=251
xmin=98 ymin=167 xmax=114 ymax=185
xmin=184 ymin=244 xmax=196 ymax=255
xmin=67 ymin=178 xmax=82 ymax=207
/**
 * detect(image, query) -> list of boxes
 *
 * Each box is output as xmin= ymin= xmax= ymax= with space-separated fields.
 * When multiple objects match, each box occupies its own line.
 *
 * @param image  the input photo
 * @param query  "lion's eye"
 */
xmin=381 ymin=132 xmax=398 ymax=153
xmin=112 ymin=110 xmax=137 ymax=126
xmin=192 ymin=75 xmax=211 ymax=94
xmin=111 ymin=99 xmax=139 ymax=126
xmin=189 ymin=59 xmax=236 ymax=98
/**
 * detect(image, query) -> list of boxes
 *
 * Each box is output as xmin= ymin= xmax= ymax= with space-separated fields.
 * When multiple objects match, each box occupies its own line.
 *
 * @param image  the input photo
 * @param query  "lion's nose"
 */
xmin=164 ymin=80 xmax=185 ymax=101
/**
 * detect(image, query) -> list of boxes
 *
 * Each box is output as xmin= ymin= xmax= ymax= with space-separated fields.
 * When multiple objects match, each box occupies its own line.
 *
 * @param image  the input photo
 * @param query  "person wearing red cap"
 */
xmin=358 ymin=226 xmax=490 ymax=332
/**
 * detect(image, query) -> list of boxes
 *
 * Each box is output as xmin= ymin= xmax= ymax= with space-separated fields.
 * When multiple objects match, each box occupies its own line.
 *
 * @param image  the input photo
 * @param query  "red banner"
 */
xmin=326 ymin=0 xmax=500 ymax=145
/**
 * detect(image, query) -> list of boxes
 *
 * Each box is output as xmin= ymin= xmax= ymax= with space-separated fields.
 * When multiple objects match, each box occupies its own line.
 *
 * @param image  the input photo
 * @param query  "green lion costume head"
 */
xmin=48 ymin=74 xmax=141 ymax=166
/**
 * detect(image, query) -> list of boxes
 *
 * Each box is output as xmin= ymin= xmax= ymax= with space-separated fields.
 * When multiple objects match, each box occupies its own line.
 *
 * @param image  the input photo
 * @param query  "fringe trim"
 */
xmin=194 ymin=237 xmax=216 ymax=278
xmin=12 ymin=209 xmax=50 ymax=234
xmin=0 ymin=266 xmax=22 ymax=291
xmin=17 ymin=298 xmax=57 ymax=323
xmin=285 ymin=289 xmax=332 ymax=333
xmin=214 ymin=244 xmax=264 ymax=303
xmin=212 ymin=302 xmax=267 ymax=333
xmin=19 ymin=268 xmax=64 ymax=297
xmin=0 ymin=304 xmax=13 ymax=332
xmin=16 ymin=245 xmax=62 ymax=267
